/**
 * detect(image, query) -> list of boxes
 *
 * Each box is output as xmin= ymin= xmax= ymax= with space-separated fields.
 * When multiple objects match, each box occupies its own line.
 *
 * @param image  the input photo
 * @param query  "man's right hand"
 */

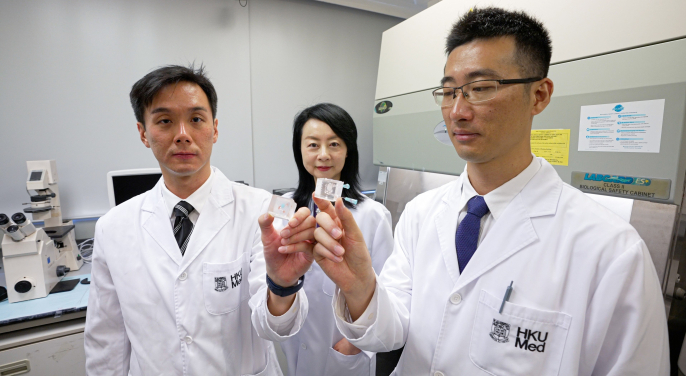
xmin=312 ymin=197 xmax=376 ymax=321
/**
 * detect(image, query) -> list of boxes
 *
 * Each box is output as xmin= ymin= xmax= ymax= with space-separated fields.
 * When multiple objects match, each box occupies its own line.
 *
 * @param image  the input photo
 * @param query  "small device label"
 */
xmin=375 ymin=101 xmax=393 ymax=114
xmin=571 ymin=171 xmax=670 ymax=200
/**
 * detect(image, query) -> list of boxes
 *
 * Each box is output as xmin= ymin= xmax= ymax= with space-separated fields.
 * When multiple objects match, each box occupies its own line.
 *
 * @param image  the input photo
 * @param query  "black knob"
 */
xmin=56 ymin=265 xmax=71 ymax=277
xmin=14 ymin=280 xmax=32 ymax=293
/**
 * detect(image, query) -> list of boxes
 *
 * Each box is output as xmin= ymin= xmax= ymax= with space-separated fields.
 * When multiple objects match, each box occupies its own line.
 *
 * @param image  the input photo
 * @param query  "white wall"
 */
xmin=0 ymin=0 xmax=400 ymax=219
xmin=250 ymin=0 xmax=400 ymax=194
xmin=375 ymin=0 xmax=686 ymax=99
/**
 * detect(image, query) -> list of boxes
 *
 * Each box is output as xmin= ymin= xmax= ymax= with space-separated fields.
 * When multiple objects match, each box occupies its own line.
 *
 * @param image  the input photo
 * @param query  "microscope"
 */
xmin=1 ymin=160 xmax=83 ymax=303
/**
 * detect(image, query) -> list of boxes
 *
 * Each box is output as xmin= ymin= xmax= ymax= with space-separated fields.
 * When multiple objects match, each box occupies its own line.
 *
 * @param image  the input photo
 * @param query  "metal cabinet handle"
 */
xmin=0 ymin=360 xmax=30 ymax=376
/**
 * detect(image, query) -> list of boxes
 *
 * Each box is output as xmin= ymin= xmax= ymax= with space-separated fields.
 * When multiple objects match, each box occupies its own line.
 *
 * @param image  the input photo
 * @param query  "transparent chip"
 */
xmin=314 ymin=178 xmax=345 ymax=202
xmin=268 ymin=195 xmax=297 ymax=220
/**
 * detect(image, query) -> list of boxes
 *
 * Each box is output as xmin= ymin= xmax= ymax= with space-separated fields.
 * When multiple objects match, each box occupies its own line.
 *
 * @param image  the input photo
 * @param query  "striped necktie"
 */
xmin=173 ymin=201 xmax=195 ymax=256
xmin=455 ymin=196 xmax=490 ymax=273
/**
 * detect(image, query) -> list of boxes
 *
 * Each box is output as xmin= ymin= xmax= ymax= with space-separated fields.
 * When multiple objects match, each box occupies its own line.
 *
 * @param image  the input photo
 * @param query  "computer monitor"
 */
xmin=107 ymin=168 xmax=162 ymax=208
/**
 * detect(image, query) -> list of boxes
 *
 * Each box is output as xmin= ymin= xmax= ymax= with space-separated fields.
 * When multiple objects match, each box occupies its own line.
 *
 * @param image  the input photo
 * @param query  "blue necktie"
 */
xmin=455 ymin=196 xmax=490 ymax=273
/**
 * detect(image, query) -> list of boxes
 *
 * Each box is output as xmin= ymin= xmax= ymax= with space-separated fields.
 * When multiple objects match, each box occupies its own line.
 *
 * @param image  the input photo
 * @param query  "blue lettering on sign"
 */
xmin=584 ymin=173 xmax=651 ymax=186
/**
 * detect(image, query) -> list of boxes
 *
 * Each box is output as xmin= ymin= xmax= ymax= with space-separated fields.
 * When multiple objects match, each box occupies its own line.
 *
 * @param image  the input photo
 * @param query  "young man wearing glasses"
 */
xmin=311 ymin=7 xmax=669 ymax=375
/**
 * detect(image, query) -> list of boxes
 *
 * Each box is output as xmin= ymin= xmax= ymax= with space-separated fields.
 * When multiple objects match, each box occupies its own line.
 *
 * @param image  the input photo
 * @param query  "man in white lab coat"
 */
xmin=84 ymin=65 xmax=314 ymax=375
xmin=312 ymin=7 xmax=669 ymax=376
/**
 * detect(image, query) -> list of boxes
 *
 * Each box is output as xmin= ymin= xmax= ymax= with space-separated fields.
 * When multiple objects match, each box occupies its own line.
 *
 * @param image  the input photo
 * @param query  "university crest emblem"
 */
xmin=215 ymin=276 xmax=229 ymax=292
xmin=490 ymin=319 xmax=510 ymax=343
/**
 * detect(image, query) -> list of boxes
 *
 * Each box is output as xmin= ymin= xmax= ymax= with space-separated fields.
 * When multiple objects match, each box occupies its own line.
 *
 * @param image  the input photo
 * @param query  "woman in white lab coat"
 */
xmin=279 ymin=103 xmax=393 ymax=376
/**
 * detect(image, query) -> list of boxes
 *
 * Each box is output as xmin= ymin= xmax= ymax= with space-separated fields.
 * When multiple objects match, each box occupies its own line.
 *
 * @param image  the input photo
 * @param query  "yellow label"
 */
xmin=531 ymin=129 xmax=570 ymax=166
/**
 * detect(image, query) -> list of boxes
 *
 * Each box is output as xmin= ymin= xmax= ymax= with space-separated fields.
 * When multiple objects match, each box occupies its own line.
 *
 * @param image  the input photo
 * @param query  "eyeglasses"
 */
xmin=432 ymin=77 xmax=542 ymax=107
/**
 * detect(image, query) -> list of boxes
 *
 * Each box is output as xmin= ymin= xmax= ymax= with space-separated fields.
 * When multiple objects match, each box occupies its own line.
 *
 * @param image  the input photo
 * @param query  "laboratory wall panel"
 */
xmin=0 ymin=0 xmax=254 ymax=219
xmin=249 ymin=0 xmax=401 ymax=195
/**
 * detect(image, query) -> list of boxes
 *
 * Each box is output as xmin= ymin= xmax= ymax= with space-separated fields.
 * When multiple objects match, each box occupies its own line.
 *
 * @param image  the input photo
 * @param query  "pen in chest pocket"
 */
xmin=499 ymin=281 xmax=513 ymax=314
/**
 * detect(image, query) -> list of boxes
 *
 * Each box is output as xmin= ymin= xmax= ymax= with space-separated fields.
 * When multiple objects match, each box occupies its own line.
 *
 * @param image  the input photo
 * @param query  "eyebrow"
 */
xmin=440 ymin=69 xmax=503 ymax=86
xmin=304 ymin=135 xmax=341 ymax=141
xmin=149 ymin=106 xmax=209 ymax=115
xmin=150 ymin=107 xmax=171 ymax=115
xmin=190 ymin=106 xmax=209 ymax=113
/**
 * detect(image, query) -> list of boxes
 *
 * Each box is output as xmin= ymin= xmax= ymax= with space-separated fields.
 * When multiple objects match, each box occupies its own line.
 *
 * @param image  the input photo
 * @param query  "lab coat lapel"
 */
xmin=453 ymin=159 xmax=563 ymax=291
xmin=141 ymin=180 xmax=183 ymax=265
xmin=435 ymin=178 xmax=464 ymax=285
xmin=179 ymin=170 xmax=234 ymax=269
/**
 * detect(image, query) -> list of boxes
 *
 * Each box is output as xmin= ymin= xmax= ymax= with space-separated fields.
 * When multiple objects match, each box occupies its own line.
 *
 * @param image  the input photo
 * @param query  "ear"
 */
xmin=531 ymin=78 xmax=554 ymax=116
xmin=213 ymin=118 xmax=219 ymax=144
xmin=137 ymin=122 xmax=151 ymax=148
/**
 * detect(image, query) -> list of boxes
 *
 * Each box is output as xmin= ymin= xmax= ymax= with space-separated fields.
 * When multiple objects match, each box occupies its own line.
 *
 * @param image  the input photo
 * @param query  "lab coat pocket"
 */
xmin=203 ymin=254 xmax=248 ymax=315
xmin=469 ymin=290 xmax=571 ymax=376
xmin=241 ymin=343 xmax=280 ymax=376
xmin=323 ymin=346 xmax=371 ymax=376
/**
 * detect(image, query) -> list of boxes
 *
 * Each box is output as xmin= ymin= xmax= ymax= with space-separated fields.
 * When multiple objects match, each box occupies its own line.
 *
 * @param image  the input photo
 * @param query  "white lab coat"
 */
xmin=277 ymin=193 xmax=393 ymax=376
xmin=335 ymin=158 xmax=669 ymax=376
xmin=84 ymin=168 xmax=307 ymax=376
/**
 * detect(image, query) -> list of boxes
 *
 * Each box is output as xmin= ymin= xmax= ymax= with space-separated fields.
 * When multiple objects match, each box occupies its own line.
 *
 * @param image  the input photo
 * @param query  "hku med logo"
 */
xmin=515 ymin=327 xmax=549 ymax=353
xmin=215 ymin=269 xmax=242 ymax=292
xmin=489 ymin=319 xmax=549 ymax=353
xmin=230 ymin=269 xmax=243 ymax=288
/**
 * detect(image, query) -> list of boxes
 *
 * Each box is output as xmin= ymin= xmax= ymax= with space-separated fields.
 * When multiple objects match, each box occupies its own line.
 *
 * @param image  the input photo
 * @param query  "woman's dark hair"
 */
xmin=292 ymin=103 xmax=365 ymax=210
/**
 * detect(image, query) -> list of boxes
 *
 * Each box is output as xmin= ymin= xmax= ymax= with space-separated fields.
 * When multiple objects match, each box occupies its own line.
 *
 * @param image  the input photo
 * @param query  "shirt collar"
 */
xmin=162 ymin=167 xmax=215 ymax=218
xmin=459 ymin=156 xmax=541 ymax=220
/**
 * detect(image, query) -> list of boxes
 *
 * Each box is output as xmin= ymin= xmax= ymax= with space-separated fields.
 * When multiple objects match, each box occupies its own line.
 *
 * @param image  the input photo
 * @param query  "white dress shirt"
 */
xmin=161 ymin=168 xmax=214 ymax=226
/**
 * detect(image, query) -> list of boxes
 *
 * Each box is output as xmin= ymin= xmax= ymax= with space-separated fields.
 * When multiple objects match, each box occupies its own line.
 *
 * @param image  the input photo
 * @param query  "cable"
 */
xmin=78 ymin=238 xmax=94 ymax=264
xmin=239 ymin=0 xmax=247 ymax=7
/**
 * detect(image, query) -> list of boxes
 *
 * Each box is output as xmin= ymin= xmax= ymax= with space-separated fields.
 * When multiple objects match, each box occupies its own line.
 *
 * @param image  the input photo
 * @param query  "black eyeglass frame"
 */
xmin=432 ymin=77 xmax=543 ymax=106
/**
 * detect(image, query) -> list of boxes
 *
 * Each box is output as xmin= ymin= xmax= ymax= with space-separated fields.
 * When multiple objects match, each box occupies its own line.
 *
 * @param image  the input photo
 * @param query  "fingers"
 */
xmin=258 ymin=212 xmax=275 ymax=232
xmin=287 ymin=207 xmax=311 ymax=228
xmin=313 ymin=195 xmax=337 ymax=220
xmin=315 ymin=212 xmax=342 ymax=240
xmin=280 ymin=207 xmax=314 ymax=236
xmin=313 ymin=241 xmax=343 ymax=263
xmin=281 ymin=227 xmax=315 ymax=246
xmin=334 ymin=198 xmax=364 ymax=241
xmin=277 ymin=241 xmax=314 ymax=255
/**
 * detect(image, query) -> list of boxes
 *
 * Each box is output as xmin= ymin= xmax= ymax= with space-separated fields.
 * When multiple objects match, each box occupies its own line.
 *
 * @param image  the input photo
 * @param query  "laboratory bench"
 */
xmin=0 ymin=262 xmax=90 ymax=376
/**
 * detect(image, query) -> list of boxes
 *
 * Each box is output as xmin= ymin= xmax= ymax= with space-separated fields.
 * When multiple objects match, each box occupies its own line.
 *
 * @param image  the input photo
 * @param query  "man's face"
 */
xmin=442 ymin=36 xmax=538 ymax=165
xmin=137 ymin=81 xmax=218 ymax=178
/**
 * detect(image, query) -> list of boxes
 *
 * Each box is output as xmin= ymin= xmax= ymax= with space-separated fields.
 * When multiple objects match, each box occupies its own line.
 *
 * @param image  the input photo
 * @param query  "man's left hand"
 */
xmin=259 ymin=207 xmax=316 ymax=315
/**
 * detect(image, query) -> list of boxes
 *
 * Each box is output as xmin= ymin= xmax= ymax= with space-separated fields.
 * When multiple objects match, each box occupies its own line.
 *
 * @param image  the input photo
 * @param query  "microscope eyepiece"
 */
xmin=11 ymin=212 xmax=36 ymax=236
xmin=0 ymin=214 xmax=8 ymax=226
xmin=11 ymin=213 xmax=26 ymax=224
xmin=5 ymin=225 xmax=26 ymax=241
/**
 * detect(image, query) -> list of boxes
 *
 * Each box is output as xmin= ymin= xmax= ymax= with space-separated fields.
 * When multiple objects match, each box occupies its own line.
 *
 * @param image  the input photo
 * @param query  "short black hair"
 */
xmin=130 ymin=64 xmax=218 ymax=128
xmin=291 ymin=103 xmax=365 ymax=210
xmin=445 ymin=7 xmax=552 ymax=78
